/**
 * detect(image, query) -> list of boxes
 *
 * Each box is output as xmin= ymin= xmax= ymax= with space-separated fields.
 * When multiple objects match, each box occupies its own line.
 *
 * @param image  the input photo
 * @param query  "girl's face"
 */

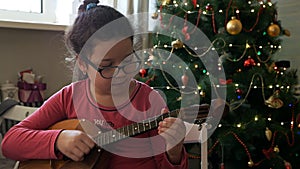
xmin=83 ymin=38 xmax=139 ymax=95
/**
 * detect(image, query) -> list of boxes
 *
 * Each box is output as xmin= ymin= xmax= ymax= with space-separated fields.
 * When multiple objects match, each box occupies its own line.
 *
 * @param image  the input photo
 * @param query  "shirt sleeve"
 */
xmin=1 ymin=87 xmax=71 ymax=161
xmin=157 ymin=147 xmax=188 ymax=169
xmin=148 ymin=129 xmax=188 ymax=169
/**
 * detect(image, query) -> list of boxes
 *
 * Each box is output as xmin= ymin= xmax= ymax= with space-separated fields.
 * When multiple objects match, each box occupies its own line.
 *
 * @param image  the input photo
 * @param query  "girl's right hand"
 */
xmin=55 ymin=130 xmax=95 ymax=161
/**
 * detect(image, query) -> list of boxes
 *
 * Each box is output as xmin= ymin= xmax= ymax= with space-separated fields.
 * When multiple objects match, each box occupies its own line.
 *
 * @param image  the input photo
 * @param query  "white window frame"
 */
xmin=0 ymin=0 xmax=155 ymax=31
xmin=0 ymin=0 xmax=57 ymax=24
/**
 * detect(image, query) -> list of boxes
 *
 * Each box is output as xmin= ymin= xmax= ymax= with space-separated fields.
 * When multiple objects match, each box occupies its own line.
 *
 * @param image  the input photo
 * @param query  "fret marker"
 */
xmin=112 ymin=135 xmax=115 ymax=138
xmin=134 ymin=127 xmax=137 ymax=130
xmin=98 ymin=131 xmax=102 ymax=134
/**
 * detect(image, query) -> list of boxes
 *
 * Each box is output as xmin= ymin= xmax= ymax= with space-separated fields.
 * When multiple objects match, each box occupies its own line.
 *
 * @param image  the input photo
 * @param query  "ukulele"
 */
xmin=18 ymin=104 xmax=210 ymax=169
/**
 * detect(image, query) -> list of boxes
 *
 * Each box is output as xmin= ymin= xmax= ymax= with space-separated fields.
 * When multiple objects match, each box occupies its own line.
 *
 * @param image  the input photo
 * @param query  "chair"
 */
xmin=0 ymin=99 xmax=37 ymax=169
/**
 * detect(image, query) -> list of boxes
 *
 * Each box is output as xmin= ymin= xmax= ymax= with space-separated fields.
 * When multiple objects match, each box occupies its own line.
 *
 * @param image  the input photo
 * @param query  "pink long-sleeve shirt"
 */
xmin=2 ymin=79 xmax=188 ymax=169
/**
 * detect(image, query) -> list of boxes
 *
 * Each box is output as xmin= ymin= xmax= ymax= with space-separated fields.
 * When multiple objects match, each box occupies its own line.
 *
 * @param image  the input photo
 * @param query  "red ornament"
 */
xmin=284 ymin=161 xmax=292 ymax=169
xmin=244 ymin=58 xmax=256 ymax=67
xmin=219 ymin=78 xmax=233 ymax=85
xmin=192 ymin=0 xmax=197 ymax=8
xmin=296 ymin=113 xmax=300 ymax=127
xmin=182 ymin=25 xmax=188 ymax=34
xmin=206 ymin=3 xmax=213 ymax=11
xmin=182 ymin=25 xmax=191 ymax=41
xmin=184 ymin=33 xmax=190 ymax=41
xmin=220 ymin=163 xmax=225 ymax=169
xmin=181 ymin=74 xmax=189 ymax=86
xmin=236 ymin=89 xmax=243 ymax=95
xmin=139 ymin=68 xmax=147 ymax=78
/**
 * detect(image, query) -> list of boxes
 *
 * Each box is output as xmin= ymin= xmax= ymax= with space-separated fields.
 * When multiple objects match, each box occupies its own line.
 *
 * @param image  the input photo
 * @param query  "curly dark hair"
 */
xmin=64 ymin=1 xmax=134 ymax=80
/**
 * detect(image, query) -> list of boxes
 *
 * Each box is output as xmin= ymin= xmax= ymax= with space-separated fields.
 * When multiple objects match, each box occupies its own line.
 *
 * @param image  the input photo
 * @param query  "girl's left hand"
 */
xmin=158 ymin=117 xmax=186 ymax=149
xmin=158 ymin=109 xmax=186 ymax=164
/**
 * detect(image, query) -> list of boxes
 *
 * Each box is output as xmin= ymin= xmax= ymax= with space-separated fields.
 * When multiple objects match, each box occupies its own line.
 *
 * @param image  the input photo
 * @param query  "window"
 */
xmin=0 ymin=0 xmax=154 ymax=28
xmin=0 ymin=0 xmax=42 ymax=13
xmin=0 ymin=0 xmax=56 ymax=24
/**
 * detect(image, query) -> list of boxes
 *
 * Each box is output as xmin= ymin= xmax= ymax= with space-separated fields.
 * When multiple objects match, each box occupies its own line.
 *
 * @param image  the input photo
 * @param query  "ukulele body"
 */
xmin=17 ymin=104 xmax=210 ymax=169
xmin=18 ymin=119 xmax=102 ymax=169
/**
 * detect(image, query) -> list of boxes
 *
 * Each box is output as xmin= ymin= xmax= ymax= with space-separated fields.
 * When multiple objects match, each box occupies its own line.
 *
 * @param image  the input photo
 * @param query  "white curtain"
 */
xmin=110 ymin=0 xmax=153 ymax=49
xmin=68 ymin=0 xmax=154 ymax=48
xmin=94 ymin=0 xmax=150 ymax=15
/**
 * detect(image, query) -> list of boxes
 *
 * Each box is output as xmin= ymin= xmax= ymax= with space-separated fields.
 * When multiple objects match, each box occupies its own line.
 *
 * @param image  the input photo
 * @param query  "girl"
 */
xmin=1 ymin=1 xmax=188 ymax=169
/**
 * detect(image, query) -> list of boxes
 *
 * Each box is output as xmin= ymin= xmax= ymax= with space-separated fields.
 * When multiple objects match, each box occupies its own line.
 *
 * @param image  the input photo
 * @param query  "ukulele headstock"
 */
xmin=178 ymin=98 xmax=229 ymax=125
xmin=178 ymin=104 xmax=210 ymax=124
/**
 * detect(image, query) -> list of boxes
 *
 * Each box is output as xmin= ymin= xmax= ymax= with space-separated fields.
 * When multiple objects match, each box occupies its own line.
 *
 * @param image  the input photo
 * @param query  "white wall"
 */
xmin=0 ymin=0 xmax=299 ymax=101
xmin=277 ymin=0 xmax=300 ymax=80
xmin=0 ymin=27 xmax=72 ymax=99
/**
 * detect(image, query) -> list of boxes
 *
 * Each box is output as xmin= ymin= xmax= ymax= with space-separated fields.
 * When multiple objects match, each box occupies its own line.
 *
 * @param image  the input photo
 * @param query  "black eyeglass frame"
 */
xmin=82 ymin=50 xmax=142 ymax=79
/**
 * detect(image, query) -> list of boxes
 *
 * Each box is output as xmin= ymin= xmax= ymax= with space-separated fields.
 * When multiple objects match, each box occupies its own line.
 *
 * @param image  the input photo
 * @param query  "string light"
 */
xmin=154 ymin=4 xmax=296 ymax=166
xmin=268 ymin=2 xmax=273 ymax=6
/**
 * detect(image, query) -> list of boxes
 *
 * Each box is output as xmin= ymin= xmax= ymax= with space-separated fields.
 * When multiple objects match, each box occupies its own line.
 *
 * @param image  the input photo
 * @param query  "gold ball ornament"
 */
xmin=226 ymin=17 xmax=242 ymax=35
xmin=274 ymin=145 xmax=280 ymax=153
xmin=160 ymin=0 xmax=171 ymax=6
xmin=267 ymin=23 xmax=281 ymax=37
xmin=248 ymin=160 xmax=254 ymax=167
xmin=171 ymin=39 xmax=184 ymax=49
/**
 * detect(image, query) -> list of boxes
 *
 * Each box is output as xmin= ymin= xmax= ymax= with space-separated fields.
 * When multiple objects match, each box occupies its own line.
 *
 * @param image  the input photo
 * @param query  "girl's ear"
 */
xmin=77 ymin=56 xmax=88 ymax=75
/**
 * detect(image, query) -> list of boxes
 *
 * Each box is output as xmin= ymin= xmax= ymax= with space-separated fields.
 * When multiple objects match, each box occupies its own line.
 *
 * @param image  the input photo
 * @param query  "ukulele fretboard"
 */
xmin=94 ymin=109 xmax=180 ymax=146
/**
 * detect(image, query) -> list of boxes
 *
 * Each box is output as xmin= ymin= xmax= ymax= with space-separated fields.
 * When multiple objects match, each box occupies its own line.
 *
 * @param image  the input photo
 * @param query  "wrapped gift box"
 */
xmin=17 ymin=81 xmax=46 ymax=104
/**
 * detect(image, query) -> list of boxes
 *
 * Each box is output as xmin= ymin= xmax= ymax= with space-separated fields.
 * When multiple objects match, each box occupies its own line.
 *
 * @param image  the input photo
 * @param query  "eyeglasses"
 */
xmin=83 ymin=51 xmax=142 ymax=79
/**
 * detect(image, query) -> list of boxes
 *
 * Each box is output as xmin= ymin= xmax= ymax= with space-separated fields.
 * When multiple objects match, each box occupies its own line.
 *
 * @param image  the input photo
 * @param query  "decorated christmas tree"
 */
xmin=135 ymin=0 xmax=300 ymax=168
